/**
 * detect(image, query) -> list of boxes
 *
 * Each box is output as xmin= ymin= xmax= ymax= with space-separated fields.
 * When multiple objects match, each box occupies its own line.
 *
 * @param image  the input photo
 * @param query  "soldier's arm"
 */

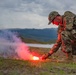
xmin=41 ymin=26 xmax=63 ymax=60
xmin=49 ymin=25 xmax=65 ymax=54
xmin=49 ymin=32 xmax=62 ymax=54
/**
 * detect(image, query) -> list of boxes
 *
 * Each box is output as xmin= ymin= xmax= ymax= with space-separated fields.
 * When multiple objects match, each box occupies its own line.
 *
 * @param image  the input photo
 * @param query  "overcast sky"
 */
xmin=0 ymin=0 xmax=76 ymax=29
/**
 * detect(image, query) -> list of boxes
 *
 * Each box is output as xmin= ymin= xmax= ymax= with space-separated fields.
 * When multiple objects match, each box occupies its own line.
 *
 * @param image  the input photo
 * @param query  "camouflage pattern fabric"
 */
xmin=49 ymin=26 xmax=62 ymax=54
xmin=49 ymin=11 xmax=76 ymax=56
xmin=61 ymin=30 xmax=72 ymax=53
xmin=62 ymin=11 xmax=76 ymax=55
xmin=61 ymin=29 xmax=76 ymax=55
xmin=63 ymin=11 xmax=75 ymax=30
xmin=48 ymin=11 xmax=59 ymax=25
xmin=73 ymin=16 xmax=76 ymax=28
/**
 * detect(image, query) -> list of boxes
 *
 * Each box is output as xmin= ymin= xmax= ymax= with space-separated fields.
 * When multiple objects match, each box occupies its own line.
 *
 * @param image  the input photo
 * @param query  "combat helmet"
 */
xmin=48 ymin=11 xmax=59 ymax=25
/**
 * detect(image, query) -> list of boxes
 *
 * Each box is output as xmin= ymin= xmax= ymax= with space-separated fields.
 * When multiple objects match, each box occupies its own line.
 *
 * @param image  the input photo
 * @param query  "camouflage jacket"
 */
xmin=49 ymin=17 xmax=65 ymax=53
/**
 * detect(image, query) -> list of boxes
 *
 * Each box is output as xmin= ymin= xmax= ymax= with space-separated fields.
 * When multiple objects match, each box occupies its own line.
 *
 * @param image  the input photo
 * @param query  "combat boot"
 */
xmin=41 ymin=53 xmax=51 ymax=60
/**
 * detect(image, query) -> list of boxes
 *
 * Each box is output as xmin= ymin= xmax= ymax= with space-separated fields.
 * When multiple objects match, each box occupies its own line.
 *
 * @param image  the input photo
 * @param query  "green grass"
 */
xmin=0 ymin=59 xmax=76 ymax=75
xmin=0 ymin=54 xmax=76 ymax=75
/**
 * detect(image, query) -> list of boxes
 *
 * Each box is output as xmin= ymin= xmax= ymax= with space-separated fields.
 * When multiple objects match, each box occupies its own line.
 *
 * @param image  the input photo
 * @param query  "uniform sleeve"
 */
xmin=49 ymin=26 xmax=62 ymax=54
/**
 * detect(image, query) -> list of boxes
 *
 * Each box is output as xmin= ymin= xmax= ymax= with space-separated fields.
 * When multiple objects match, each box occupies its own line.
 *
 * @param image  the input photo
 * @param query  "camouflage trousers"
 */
xmin=61 ymin=29 xmax=76 ymax=55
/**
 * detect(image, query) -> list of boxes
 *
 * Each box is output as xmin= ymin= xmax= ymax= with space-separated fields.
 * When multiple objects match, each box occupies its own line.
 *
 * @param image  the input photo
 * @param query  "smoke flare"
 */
xmin=0 ymin=30 xmax=32 ymax=60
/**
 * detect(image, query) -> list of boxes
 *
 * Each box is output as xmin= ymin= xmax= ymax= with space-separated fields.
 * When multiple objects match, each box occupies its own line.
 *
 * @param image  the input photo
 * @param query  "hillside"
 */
xmin=9 ymin=28 xmax=57 ymax=42
xmin=0 ymin=28 xmax=57 ymax=44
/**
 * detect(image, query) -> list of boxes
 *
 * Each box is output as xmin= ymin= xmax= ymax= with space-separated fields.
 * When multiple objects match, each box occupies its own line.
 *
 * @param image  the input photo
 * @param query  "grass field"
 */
xmin=0 ymin=47 xmax=76 ymax=75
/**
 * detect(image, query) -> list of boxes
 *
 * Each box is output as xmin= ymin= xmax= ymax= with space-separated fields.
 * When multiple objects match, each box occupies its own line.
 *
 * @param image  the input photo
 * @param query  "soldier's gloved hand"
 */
xmin=41 ymin=53 xmax=51 ymax=60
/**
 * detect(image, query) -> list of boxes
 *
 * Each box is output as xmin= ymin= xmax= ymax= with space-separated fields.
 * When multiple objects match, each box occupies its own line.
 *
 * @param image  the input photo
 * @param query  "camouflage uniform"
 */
xmin=42 ymin=11 xmax=76 ymax=60
xmin=61 ymin=29 xmax=76 ymax=54
xmin=61 ymin=11 xmax=76 ymax=58
xmin=48 ymin=11 xmax=65 ymax=54
xmin=49 ymin=26 xmax=63 ymax=53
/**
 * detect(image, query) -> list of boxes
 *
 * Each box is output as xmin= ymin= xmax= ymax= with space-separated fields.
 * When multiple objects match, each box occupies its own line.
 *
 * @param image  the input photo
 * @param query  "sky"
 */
xmin=0 ymin=0 xmax=76 ymax=29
